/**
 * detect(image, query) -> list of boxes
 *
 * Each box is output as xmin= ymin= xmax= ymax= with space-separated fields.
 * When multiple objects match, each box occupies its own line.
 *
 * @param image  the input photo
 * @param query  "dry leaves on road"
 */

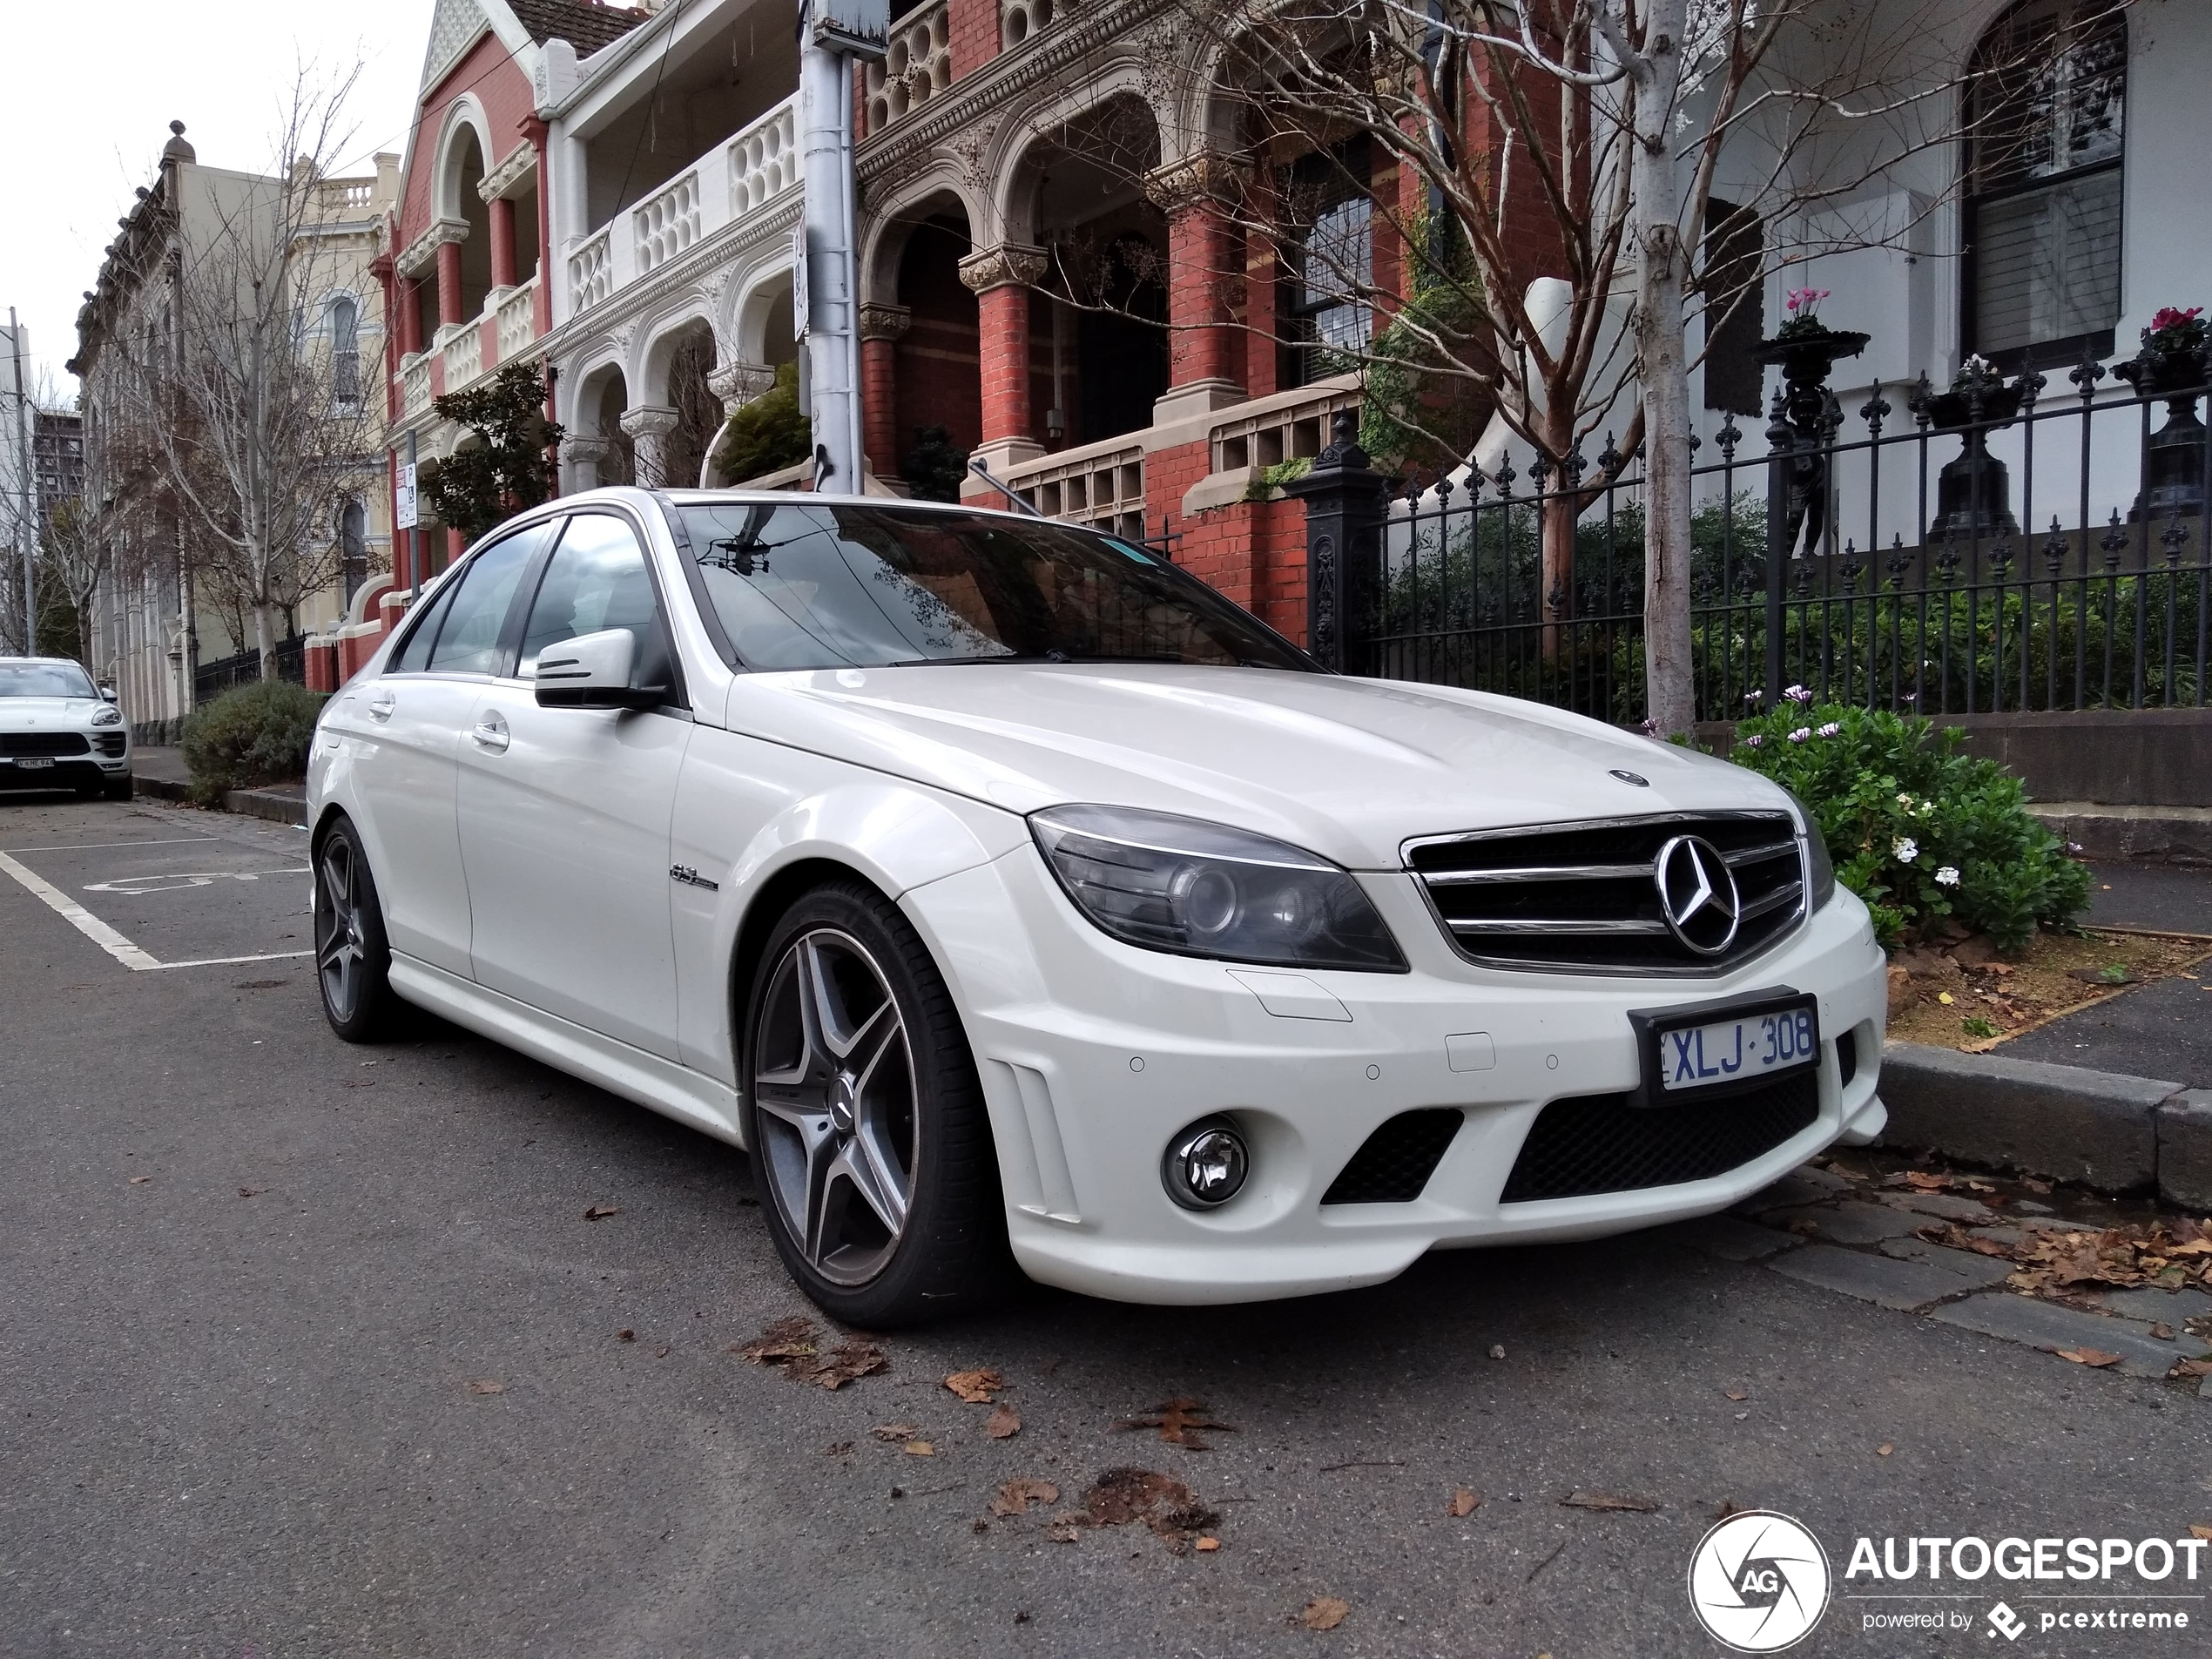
xmin=1561 ymin=1490 xmax=1657 ymax=1513
xmin=1448 ymin=1488 xmax=1481 ymax=1518
xmin=1298 ymin=1596 xmax=1351 ymax=1632
xmin=239 ymin=1187 xmax=268 ymax=1198
xmin=616 ymin=1329 xmax=636 ymax=1342
xmin=870 ymin=1423 xmax=921 ymax=1441
xmin=988 ymin=1477 xmax=1060 ymax=1517
xmin=583 ymin=1204 xmax=619 ymax=1221
xmin=1114 ymin=1398 xmax=1237 ymax=1450
xmin=2169 ymin=1358 xmax=2212 ymax=1382
xmin=732 ymin=1316 xmax=888 ymax=1390
xmin=903 ymin=1440 xmax=935 ymax=1456
xmin=127 ymin=1176 xmax=151 ymax=1185
xmin=465 ymin=1379 xmax=504 ymax=1395
xmin=984 ymin=1404 xmax=1022 ymax=1440
xmin=2191 ymin=1525 xmax=2212 ymax=1541
xmin=1917 ymin=1215 xmax=2212 ymax=1303
xmin=945 ymin=1367 xmax=1004 ymax=1403
xmin=1723 ymin=1388 xmax=1750 ymax=1402
xmin=1195 ymin=1536 xmax=1220 ymax=1551
xmin=1877 ymin=1443 xmax=1895 ymax=1457
xmin=1885 ymin=1170 xmax=1994 ymax=1195
xmin=2056 ymin=1347 xmax=2123 ymax=1368
xmin=1033 ymin=1467 xmax=1223 ymax=1553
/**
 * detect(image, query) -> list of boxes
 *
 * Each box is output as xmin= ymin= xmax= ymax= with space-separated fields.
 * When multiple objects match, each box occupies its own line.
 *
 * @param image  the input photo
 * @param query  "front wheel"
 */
xmin=314 ymin=815 xmax=401 ymax=1042
xmin=743 ymin=880 xmax=1008 ymax=1326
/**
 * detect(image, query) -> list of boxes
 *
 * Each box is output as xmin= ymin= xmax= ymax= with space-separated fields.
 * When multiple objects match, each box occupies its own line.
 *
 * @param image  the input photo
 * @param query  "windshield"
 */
xmin=0 ymin=662 xmax=96 ymax=698
xmin=673 ymin=503 xmax=1312 ymax=673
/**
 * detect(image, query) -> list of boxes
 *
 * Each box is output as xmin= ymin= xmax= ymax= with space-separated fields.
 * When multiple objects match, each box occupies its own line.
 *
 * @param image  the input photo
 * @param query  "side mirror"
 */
xmin=533 ymin=628 xmax=663 ymax=710
xmin=98 ymin=683 xmax=118 ymax=702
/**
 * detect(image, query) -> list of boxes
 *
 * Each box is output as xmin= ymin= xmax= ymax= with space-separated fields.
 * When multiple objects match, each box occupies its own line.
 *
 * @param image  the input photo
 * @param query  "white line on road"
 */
xmin=0 ymin=847 xmax=162 ymax=969
xmin=153 ymin=951 xmax=314 ymax=970
xmin=0 ymin=836 xmax=219 ymax=853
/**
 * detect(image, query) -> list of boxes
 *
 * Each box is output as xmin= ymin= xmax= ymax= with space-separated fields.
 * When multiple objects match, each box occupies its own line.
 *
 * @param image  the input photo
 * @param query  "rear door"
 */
xmin=455 ymin=510 xmax=691 ymax=1056
xmin=340 ymin=528 xmax=545 ymax=975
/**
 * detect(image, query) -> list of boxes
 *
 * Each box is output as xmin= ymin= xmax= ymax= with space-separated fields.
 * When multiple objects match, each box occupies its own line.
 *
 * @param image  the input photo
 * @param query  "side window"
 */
xmin=518 ymin=513 xmax=674 ymax=691
xmin=424 ymin=528 xmax=543 ymax=677
xmin=388 ymin=578 xmax=459 ymax=674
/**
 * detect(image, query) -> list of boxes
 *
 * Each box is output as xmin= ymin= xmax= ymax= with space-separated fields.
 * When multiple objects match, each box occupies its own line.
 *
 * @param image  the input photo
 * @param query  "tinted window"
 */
xmin=518 ymin=514 xmax=674 ymax=691
xmin=673 ymin=504 xmax=1311 ymax=673
xmin=388 ymin=579 xmax=459 ymax=674
xmin=424 ymin=530 xmax=540 ymax=676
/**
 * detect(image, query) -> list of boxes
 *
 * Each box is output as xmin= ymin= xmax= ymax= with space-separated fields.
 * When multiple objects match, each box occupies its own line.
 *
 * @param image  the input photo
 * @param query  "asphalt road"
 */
xmin=3 ymin=794 xmax=2209 ymax=1659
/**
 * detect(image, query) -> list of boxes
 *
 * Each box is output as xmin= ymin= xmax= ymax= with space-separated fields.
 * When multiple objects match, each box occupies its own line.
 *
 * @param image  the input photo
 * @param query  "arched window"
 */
xmin=340 ymin=497 xmax=368 ymax=603
xmin=1964 ymin=0 xmax=2127 ymax=368
xmin=328 ymin=294 xmax=361 ymax=405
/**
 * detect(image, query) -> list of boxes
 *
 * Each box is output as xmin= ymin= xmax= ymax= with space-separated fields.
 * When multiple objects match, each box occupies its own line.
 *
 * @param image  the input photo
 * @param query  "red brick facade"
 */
xmin=974 ymin=281 xmax=1034 ymax=443
xmin=946 ymin=0 xmax=1000 ymax=78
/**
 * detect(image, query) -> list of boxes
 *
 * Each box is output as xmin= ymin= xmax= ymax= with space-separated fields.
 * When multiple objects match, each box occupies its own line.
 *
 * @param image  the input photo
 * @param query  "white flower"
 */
xmin=1934 ymin=866 xmax=1960 ymax=887
xmin=1897 ymin=792 xmax=1914 ymax=806
xmin=1783 ymin=684 xmax=1811 ymax=703
xmin=1742 ymin=733 xmax=1764 ymax=749
xmin=1787 ymin=727 xmax=1811 ymax=743
xmin=1817 ymin=721 xmax=1840 ymax=738
xmin=1893 ymin=837 xmax=1919 ymax=863
xmin=1745 ymin=690 xmax=1763 ymax=705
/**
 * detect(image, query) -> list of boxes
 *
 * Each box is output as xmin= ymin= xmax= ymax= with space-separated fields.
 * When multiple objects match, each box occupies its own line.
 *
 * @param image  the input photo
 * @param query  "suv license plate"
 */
xmin=16 ymin=756 xmax=52 ymax=770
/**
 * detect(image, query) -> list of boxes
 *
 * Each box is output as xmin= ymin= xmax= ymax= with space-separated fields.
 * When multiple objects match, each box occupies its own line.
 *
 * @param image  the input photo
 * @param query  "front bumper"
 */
xmin=901 ymin=845 xmax=1889 ymax=1305
xmin=0 ymin=748 xmax=129 ymax=790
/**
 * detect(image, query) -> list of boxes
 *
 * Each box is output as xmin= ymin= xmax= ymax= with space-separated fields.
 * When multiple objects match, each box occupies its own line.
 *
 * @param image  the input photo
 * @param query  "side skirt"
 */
xmin=388 ymin=954 xmax=746 ymax=1150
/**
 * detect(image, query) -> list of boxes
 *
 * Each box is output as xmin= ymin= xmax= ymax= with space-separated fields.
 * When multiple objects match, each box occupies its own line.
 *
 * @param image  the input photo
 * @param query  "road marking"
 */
xmin=0 ymin=847 xmax=162 ymax=969
xmin=152 ymin=951 xmax=314 ymax=970
xmin=0 ymin=836 xmax=219 ymax=853
xmin=83 ymin=868 xmax=308 ymax=894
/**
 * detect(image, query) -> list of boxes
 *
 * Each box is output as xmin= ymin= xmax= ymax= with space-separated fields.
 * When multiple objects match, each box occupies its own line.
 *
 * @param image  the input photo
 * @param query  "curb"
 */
xmin=1878 ymin=1041 xmax=2209 ymax=1209
xmin=132 ymin=773 xmax=307 ymax=826
xmin=2030 ymin=803 xmax=2212 ymax=866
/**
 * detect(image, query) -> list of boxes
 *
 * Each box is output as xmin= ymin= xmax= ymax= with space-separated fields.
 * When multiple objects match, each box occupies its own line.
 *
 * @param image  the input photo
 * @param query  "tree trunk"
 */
xmin=1629 ymin=0 xmax=1696 ymax=738
xmin=254 ymin=594 xmax=277 ymax=682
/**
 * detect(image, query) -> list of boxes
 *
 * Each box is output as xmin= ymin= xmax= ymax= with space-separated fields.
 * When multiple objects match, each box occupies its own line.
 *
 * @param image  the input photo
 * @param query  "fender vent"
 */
xmin=1321 ymin=1109 xmax=1465 ymax=1204
xmin=1501 ymin=1073 xmax=1819 ymax=1203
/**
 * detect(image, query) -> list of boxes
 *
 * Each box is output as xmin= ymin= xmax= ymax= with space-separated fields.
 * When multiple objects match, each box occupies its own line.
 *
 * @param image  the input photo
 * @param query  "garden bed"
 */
xmin=1886 ymin=928 xmax=2212 ymax=1052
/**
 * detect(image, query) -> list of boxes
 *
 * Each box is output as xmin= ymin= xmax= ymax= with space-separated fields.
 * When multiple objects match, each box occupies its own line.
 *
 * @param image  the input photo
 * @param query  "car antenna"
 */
xmin=966 ymin=457 xmax=1043 ymax=516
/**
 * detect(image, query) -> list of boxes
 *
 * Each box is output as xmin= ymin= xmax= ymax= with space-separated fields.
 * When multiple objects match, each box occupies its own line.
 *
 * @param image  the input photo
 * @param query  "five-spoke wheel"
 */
xmin=313 ymin=815 xmax=399 ymax=1042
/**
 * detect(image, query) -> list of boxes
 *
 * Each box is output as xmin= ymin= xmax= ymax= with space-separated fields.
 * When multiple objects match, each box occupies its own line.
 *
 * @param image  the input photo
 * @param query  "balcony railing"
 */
xmin=1002 ymin=437 xmax=1147 ymax=538
xmin=495 ymin=280 xmax=537 ymax=363
xmin=570 ymin=94 xmax=801 ymax=320
xmin=442 ymin=322 xmax=482 ymax=391
xmin=400 ymin=355 xmax=431 ymax=420
xmin=865 ymin=5 xmax=949 ymax=136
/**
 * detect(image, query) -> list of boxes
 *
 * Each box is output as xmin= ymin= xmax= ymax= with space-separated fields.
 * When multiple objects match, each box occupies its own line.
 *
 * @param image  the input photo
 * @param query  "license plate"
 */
xmin=1629 ymin=989 xmax=1819 ymax=1105
xmin=15 ymin=757 xmax=52 ymax=770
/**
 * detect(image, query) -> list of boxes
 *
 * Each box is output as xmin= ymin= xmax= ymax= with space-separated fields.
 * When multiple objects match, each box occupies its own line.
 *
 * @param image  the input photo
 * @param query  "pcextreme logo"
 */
xmin=1688 ymin=1510 xmax=1832 ymax=1652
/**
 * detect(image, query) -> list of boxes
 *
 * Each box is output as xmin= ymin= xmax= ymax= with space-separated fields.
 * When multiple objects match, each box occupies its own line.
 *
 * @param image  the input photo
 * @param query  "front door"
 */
xmin=455 ymin=510 xmax=691 ymax=1058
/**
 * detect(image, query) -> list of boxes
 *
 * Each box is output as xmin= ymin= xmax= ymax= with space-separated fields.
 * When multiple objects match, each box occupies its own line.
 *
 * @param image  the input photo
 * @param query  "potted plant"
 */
xmin=2115 ymin=307 xmax=2209 ymax=521
xmin=1912 ymin=356 xmax=2022 ymax=543
xmin=1752 ymin=288 xmax=1870 ymax=388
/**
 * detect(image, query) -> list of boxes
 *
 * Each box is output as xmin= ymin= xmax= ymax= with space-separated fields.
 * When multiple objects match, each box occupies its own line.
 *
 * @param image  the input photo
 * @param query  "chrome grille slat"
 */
xmin=1404 ymin=812 xmax=1807 ymax=975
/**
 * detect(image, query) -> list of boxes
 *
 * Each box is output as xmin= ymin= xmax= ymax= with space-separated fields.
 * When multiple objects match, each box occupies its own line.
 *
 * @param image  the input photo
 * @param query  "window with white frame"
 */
xmin=328 ymin=293 xmax=361 ymax=406
xmin=1964 ymin=0 xmax=2127 ymax=368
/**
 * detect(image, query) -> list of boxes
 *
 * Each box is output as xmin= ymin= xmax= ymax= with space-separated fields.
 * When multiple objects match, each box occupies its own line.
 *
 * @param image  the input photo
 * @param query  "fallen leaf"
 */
xmin=1448 ymin=1487 xmax=1481 ymax=1518
xmin=735 ymin=1317 xmax=886 ymax=1389
xmin=2151 ymin=1322 xmax=2175 ymax=1341
xmin=655 ymin=1345 xmax=670 ymax=1359
xmin=617 ymin=1329 xmax=636 ymax=1342
xmin=806 ymin=1342 xmax=888 ymax=1390
xmin=738 ymin=1316 xmax=819 ymax=1365
xmin=871 ymin=1423 xmax=921 ymax=1442
xmin=239 ymin=1186 xmax=267 ymax=1197
xmin=1937 ymin=991 xmax=1955 ymax=1005
xmin=2022 ymin=1177 xmax=2053 ymax=1195
xmin=2168 ymin=1240 xmax=2212 ymax=1258
xmin=984 ymin=1404 xmax=1022 ymax=1440
xmin=1487 ymin=1344 xmax=1507 ymax=1360
xmin=1196 ymin=1535 xmax=1221 ymax=1551
xmin=2190 ymin=1525 xmax=2212 ymax=1541
xmin=583 ymin=1204 xmax=619 ymax=1221
xmin=2055 ymin=1347 xmax=2123 ymax=1368
xmin=1560 ymin=1490 xmax=1657 ymax=1512
xmin=1080 ymin=1467 xmax=1219 ymax=1542
xmin=1046 ymin=1521 xmax=1081 ymax=1543
xmin=904 ymin=1440 xmax=935 ymax=1456
xmin=466 ymin=1379 xmax=503 ymax=1395
xmin=824 ymin=1442 xmax=853 ymax=1456
xmin=1723 ymin=1388 xmax=1750 ymax=1402
xmin=2168 ymin=1359 xmax=2212 ymax=1381
xmin=1877 ymin=1443 xmax=1894 ymax=1457
xmin=1786 ymin=1217 xmax=1821 ymax=1237
xmin=1298 ymin=1596 xmax=1351 ymax=1632
xmin=945 ymin=1367 xmax=1005 ymax=1403
xmin=988 ymin=1477 xmax=1060 ymax=1517
xmin=128 ymin=1176 xmax=151 ymax=1185
xmin=1114 ymin=1398 xmax=1237 ymax=1450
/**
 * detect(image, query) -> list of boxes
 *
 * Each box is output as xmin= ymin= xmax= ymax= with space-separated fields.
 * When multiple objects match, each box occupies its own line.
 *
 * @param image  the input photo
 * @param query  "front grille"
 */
xmin=1406 ymin=813 xmax=1805 ymax=974
xmin=1499 ymin=1071 xmax=1820 ymax=1203
xmin=1321 ymin=1109 xmax=1464 ymax=1204
xmin=0 ymin=731 xmax=90 ymax=757
xmin=93 ymin=732 xmax=126 ymax=757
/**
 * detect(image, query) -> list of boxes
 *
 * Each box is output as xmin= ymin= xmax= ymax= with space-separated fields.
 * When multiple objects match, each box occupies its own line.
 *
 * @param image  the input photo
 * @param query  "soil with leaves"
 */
xmin=1883 ymin=927 xmax=2208 ymax=1051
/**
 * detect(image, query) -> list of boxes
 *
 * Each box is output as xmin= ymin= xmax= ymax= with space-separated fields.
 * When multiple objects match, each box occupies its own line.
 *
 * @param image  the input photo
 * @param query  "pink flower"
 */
xmin=2150 ymin=306 xmax=2203 ymax=333
xmin=1784 ymin=287 xmax=1831 ymax=314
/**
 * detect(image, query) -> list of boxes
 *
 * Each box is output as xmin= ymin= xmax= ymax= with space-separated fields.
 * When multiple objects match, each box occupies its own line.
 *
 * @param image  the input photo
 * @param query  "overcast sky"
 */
xmin=2 ymin=0 xmax=440 ymax=399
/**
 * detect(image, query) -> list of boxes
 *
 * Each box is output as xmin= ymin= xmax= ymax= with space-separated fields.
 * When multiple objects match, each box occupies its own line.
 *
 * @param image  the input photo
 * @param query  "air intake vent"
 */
xmin=1500 ymin=1072 xmax=1819 ymax=1202
xmin=1321 ymin=1109 xmax=1464 ymax=1204
xmin=0 ymin=732 xmax=91 ymax=757
xmin=1406 ymin=813 xmax=1805 ymax=975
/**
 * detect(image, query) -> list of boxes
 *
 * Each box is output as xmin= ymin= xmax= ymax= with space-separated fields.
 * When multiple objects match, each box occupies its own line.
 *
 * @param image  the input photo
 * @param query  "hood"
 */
xmin=0 ymin=698 xmax=101 ymax=729
xmin=723 ymin=664 xmax=1791 ymax=868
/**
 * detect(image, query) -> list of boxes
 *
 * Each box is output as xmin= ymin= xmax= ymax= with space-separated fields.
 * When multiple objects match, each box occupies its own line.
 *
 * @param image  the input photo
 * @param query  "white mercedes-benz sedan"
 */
xmin=308 ymin=489 xmax=1888 ymax=1325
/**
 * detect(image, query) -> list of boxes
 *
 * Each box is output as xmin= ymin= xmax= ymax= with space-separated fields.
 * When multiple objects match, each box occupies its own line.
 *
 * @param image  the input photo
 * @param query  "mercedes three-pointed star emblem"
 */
xmin=1655 ymin=834 xmax=1743 ymax=955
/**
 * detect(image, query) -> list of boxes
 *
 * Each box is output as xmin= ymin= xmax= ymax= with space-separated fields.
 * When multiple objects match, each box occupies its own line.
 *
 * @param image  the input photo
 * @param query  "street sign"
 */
xmin=395 ymin=462 xmax=418 ymax=529
xmin=811 ymin=0 xmax=888 ymax=57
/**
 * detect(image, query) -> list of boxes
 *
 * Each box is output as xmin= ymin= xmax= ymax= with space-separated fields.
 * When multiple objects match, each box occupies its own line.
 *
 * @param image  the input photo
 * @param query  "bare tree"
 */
xmin=106 ymin=67 xmax=380 ymax=678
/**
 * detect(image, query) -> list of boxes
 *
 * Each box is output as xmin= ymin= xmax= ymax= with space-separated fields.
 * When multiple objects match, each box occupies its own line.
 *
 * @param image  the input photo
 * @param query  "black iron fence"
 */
xmin=1301 ymin=335 xmax=2211 ymax=720
xmin=192 ymin=636 xmax=307 ymax=706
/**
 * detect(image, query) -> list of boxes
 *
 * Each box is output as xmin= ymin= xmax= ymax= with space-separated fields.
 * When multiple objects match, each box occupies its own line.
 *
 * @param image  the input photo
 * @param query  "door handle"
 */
xmin=470 ymin=713 xmax=510 ymax=753
xmin=367 ymin=691 xmax=395 ymax=722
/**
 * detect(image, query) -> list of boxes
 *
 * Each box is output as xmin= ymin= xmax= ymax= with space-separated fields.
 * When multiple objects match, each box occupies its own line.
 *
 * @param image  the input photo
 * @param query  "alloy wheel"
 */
xmin=315 ymin=837 xmax=368 ymax=1022
xmin=752 ymin=928 xmax=919 ymax=1287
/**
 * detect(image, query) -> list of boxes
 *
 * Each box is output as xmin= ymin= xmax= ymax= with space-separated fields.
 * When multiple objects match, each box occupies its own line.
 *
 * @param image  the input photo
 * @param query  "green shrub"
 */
xmin=710 ymin=362 xmax=811 ymax=484
xmin=181 ymin=679 xmax=327 ymax=805
xmin=1726 ymin=698 xmax=2091 ymax=952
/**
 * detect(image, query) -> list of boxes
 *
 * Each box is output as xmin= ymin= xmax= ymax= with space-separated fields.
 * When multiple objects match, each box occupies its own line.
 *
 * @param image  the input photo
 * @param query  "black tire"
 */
xmin=104 ymin=773 xmax=134 ymax=801
xmin=313 ymin=814 xmax=402 ymax=1042
xmin=741 ymin=878 xmax=1010 ymax=1327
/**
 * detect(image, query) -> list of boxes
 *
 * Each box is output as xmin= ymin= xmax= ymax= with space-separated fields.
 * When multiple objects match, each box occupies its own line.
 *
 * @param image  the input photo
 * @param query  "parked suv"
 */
xmin=0 ymin=658 xmax=132 ymax=799
xmin=307 ymin=490 xmax=1889 ymax=1325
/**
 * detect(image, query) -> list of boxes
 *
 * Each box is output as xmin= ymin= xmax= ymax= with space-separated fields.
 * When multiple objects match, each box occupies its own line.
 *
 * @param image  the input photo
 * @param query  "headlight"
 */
xmin=91 ymin=705 xmax=123 ymax=727
xmin=1783 ymin=787 xmax=1836 ymax=912
xmin=1030 ymin=804 xmax=1406 ymax=972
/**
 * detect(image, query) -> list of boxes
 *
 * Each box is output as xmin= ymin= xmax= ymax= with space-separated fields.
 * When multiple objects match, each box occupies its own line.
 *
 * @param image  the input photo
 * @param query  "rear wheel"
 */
xmin=742 ymin=880 xmax=1008 ymax=1326
xmin=314 ymin=815 xmax=401 ymax=1042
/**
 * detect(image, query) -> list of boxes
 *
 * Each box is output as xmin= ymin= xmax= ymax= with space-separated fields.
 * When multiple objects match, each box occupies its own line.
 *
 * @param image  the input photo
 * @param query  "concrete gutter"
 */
xmin=1878 ymin=1041 xmax=2212 ymax=1211
xmin=132 ymin=773 xmax=307 ymax=827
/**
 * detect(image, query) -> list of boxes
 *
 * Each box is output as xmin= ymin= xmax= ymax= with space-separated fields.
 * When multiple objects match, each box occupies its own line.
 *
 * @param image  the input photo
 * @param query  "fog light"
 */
xmin=1162 ymin=1116 xmax=1249 ymax=1210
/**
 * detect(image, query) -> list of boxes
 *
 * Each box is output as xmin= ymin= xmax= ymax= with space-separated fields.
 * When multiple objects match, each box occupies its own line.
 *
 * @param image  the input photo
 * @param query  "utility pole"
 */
xmin=9 ymin=307 xmax=34 ymax=655
xmin=798 ymin=0 xmax=885 ymax=494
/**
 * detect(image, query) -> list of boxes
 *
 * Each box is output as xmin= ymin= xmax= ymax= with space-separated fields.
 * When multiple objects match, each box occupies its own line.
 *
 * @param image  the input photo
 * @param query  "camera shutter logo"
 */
xmin=1687 ymin=1510 xmax=1831 ymax=1652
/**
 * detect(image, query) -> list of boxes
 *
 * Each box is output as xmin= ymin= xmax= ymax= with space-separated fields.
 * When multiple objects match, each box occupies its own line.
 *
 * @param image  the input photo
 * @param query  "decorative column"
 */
xmin=859 ymin=303 xmax=912 ymax=480
xmin=620 ymin=406 xmax=681 ymax=489
xmin=562 ymin=436 xmax=613 ymax=496
xmin=958 ymin=243 xmax=1047 ymax=481
xmin=1284 ymin=411 xmax=1386 ymax=669
xmin=708 ymin=362 xmax=778 ymax=414
xmin=436 ymin=235 xmax=466 ymax=328
xmin=1145 ymin=154 xmax=1248 ymax=423
xmin=487 ymin=197 xmax=517 ymax=291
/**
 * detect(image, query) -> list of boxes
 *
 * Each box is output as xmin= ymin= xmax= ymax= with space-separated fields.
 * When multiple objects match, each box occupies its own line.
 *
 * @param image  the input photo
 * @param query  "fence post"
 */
xmin=1285 ymin=410 xmax=1385 ymax=672
xmin=1763 ymin=388 xmax=1791 ymax=710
